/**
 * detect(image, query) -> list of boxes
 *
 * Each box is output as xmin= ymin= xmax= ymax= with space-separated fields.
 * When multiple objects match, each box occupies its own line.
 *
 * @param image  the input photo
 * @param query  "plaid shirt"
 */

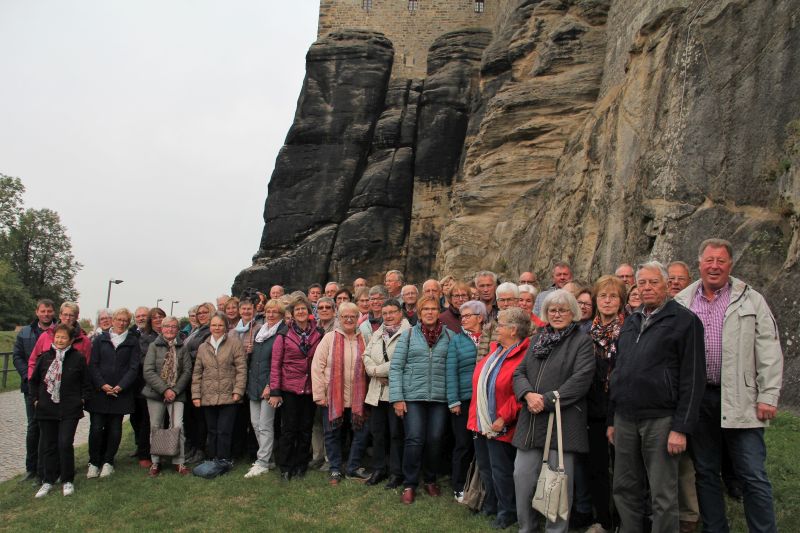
xmin=690 ymin=282 xmax=731 ymax=385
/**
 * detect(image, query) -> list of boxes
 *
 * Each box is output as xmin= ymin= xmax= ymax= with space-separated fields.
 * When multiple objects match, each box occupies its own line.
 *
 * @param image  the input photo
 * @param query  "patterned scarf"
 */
xmin=530 ymin=323 xmax=576 ymax=358
xmin=291 ymin=320 xmax=313 ymax=355
xmin=590 ymin=314 xmax=624 ymax=392
xmin=421 ymin=320 xmax=443 ymax=348
xmin=44 ymin=345 xmax=68 ymax=403
xmin=383 ymin=324 xmax=400 ymax=342
xmin=475 ymin=343 xmax=517 ymax=437
xmin=327 ymin=331 xmax=367 ymax=430
xmin=160 ymin=338 xmax=178 ymax=388
xmin=464 ymin=328 xmax=481 ymax=347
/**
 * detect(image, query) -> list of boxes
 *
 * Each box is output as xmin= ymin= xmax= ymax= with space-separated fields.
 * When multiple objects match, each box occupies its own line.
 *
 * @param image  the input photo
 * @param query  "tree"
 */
xmin=0 ymin=259 xmax=36 ymax=329
xmin=0 ymin=174 xmax=25 ymax=236
xmin=1 ymin=208 xmax=82 ymax=304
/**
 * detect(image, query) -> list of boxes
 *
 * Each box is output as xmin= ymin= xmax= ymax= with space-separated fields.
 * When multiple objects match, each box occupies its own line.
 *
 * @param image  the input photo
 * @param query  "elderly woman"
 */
xmin=91 ymin=309 xmax=113 ymax=340
xmin=182 ymin=305 xmax=198 ymax=337
xmin=583 ymin=275 xmax=627 ymax=532
xmin=624 ymin=286 xmax=641 ymax=317
xmin=183 ymin=301 xmax=214 ymax=464
xmin=316 ymin=296 xmax=337 ymax=334
xmin=518 ymin=284 xmax=547 ymax=329
xmin=354 ymin=287 xmax=371 ymax=325
xmin=86 ymin=307 xmax=142 ymax=478
xmin=142 ymin=316 xmax=192 ymax=477
xmin=244 ymin=299 xmax=287 ymax=478
xmin=389 ymin=295 xmax=452 ymax=504
xmin=30 ymin=323 xmax=91 ymax=498
xmin=576 ymin=287 xmax=595 ymax=334
xmin=440 ymin=282 xmax=471 ymax=333
xmin=512 ymin=289 xmax=595 ymax=533
xmin=446 ymin=299 xmax=486 ymax=501
xmin=224 ymin=297 xmax=241 ymax=327
xmin=334 ymin=288 xmax=353 ymax=306
xmin=363 ymin=298 xmax=411 ymax=487
xmin=231 ymin=297 xmax=262 ymax=356
xmin=467 ymin=307 xmax=532 ymax=529
xmin=359 ymin=285 xmax=387 ymax=343
xmin=191 ymin=312 xmax=247 ymax=474
xmin=311 ymin=302 xmax=371 ymax=484
xmin=439 ymin=275 xmax=456 ymax=309
xmin=269 ymin=296 xmax=323 ymax=481
xmin=132 ymin=306 xmax=167 ymax=467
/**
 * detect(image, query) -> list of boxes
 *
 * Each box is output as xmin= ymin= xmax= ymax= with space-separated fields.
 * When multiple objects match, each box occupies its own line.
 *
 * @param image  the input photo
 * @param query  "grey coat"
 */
xmin=512 ymin=327 xmax=595 ymax=453
xmin=141 ymin=335 xmax=192 ymax=402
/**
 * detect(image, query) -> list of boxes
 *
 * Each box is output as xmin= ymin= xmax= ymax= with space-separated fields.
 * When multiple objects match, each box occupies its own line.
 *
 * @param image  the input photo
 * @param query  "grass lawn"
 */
xmin=0 ymin=331 xmax=20 ymax=392
xmin=0 ymin=413 xmax=797 ymax=532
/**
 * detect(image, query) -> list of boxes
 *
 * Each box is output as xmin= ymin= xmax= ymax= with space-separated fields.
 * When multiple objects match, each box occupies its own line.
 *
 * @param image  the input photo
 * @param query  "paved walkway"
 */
xmin=0 ymin=390 xmax=90 ymax=482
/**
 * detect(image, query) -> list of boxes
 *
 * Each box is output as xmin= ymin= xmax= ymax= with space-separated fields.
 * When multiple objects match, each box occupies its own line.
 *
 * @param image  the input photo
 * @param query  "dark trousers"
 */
xmin=203 ymin=404 xmax=238 ymax=461
xmin=129 ymin=396 xmax=151 ymax=459
xmin=322 ymin=407 xmax=370 ymax=474
xmin=402 ymin=401 xmax=448 ymax=488
xmin=588 ymin=419 xmax=613 ymax=529
xmin=474 ymin=434 xmax=517 ymax=522
xmin=88 ymin=412 xmax=124 ymax=467
xmin=276 ymin=392 xmax=315 ymax=474
xmin=23 ymin=392 xmax=41 ymax=476
xmin=38 ymin=418 xmax=79 ymax=484
xmin=370 ymin=401 xmax=404 ymax=477
xmin=231 ymin=401 xmax=257 ymax=459
xmin=450 ymin=399 xmax=474 ymax=492
xmin=184 ymin=399 xmax=207 ymax=453
xmin=690 ymin=388 xmax=777 ymax=533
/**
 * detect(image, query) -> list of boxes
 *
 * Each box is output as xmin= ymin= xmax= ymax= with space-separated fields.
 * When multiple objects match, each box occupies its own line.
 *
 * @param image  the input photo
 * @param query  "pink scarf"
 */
xmin=327 ymin=331 xmax=367 ymax=429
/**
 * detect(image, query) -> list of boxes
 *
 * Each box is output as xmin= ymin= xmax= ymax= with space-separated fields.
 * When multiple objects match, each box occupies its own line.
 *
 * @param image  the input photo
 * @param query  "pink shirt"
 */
xmin=690 ymin=282 xmax=731 ymax=385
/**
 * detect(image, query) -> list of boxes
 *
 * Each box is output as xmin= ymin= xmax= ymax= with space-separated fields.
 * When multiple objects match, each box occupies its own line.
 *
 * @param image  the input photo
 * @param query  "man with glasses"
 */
xmin=478 ymin=282 xmax=519 ymax=362
xmin=615 ymin=263 xmax=636 ymax=288
xmin=667 ymin=261 xmax=692 ymax=297
xmin=384 ymin=270 xmax=404 ymax=301
xmin=607 ymin=261 xmax=705 ymax=533
xmin=401 ymin=285 xmax=419 ymax=325
xmin=517 ymin=271 xmax=538 ymax=288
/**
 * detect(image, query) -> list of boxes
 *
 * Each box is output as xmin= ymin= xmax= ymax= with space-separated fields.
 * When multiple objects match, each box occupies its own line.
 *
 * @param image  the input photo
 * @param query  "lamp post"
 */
xmin=106 ymin=279 xmax=123 ymax=307
xmin=156 ymin=298 xmax=163 ymax=309
xmin=170 ymin=300 xmax=179 ymax=315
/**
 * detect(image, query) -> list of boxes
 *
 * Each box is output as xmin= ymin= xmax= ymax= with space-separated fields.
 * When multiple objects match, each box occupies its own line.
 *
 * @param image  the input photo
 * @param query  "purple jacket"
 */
xmin=269 ymin=320 xmax=323 ymax=396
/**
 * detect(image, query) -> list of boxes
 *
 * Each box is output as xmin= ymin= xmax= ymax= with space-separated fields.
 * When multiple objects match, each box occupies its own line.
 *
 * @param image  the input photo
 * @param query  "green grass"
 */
xmin=0 ymin=331 xmax=20 ymax=392
xmin=1 ymin=413 xmax=797 ymax=532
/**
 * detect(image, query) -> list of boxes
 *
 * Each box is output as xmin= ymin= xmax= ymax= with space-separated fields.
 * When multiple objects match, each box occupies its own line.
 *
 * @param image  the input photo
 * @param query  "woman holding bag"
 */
xmin=512 ymin=289 xmax=595 ymax=533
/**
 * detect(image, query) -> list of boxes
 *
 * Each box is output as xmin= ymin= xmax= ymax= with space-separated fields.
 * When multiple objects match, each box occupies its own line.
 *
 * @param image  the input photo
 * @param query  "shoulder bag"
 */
xmin=150 ymin=402 xmax=181 ymax=457
xmin=531 ymin=391 xmax=569 ymax=522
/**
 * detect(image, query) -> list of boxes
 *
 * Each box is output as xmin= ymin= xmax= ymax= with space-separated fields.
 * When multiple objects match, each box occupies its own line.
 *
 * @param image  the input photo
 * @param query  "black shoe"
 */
xmin=293 ymin=467 xmax=307 ymax=479
xmin=490 ymin=516 xmax=516 ymax=529
xmin=19 ymin=471 xmax=37 ymax=483
xmin=479 ymin=508 xmax=497 ymax=518
xmin=384 ymin=475 xmax=403 ymax=489
xmin=280 ymin=471 xmax=292 ymax=482
xmin=346 ymin=467 xmax=371 ymax=482
xmin=569 ymin=511 xmax=594 ymax=529
xmin=366 ymin=470 xmax=387 ymax=486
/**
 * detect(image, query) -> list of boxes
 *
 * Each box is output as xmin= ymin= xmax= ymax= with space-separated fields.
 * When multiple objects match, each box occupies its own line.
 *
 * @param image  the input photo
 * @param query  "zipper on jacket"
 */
xmin=525 ymin=354 xmax=551 ymax=447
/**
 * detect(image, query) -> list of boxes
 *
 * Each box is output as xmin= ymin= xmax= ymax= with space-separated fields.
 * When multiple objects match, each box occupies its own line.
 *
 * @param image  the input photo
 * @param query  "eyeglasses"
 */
xmin=496 ymin=297 xmax=515 ymax=303
xmin=547 ymin=308 xmax=572 ymax=316
xmin=450 ymin=293 xmax=468 ymax=300
xmin=340 ymin=315 xmax=357 ymax=321
xmin=577 ymin=301 xmax=593 ymax=308
xmin=317 ymin=305 xmax=333 ymax=310
xmin=519 ymin=279 xmax=535 ymax=285
xmin=460 ymin=313 xmax=478 ymax=320
xmin=420 ymin=307 xmax=438 ymax=313
xmin=162 ymin=325 xmax=179 ymax=330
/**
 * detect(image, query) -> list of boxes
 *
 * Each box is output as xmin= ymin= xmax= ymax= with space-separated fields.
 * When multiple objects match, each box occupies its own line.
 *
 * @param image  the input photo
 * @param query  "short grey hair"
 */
xmin=540 ymin=289 xmax=581 ymax=323
xmin=474 ymin=270 xmax=497 ymax=285
xmin=459 ymin=300 xmax=487 ymax=323
xmin=96 ymin=308 xmax=112 ymax=322
xmin=668 ymin=260 xmax=691 ymax=272
xmin=697 ymin=238 xmax=733 ymax=261
xmin=369 ymin=285 xmax=389 ymax=298
xmin=324 ymin=281 xmax=339 ymax=291
xmin=385 ymin=269 xmax=405 ymax=283
xmin=498 ymin=307 xmax=532 ymax=339
xmin=635 ymin=261 xmax=668 ymax=284
xmin=518 ymin=284 xmax=538 ymax=298
xmin=188 ymin=305 xmax=198 ymax=315
xmin=495 ymin=282 xmax=519 ymax=298
xmin=162 ymin=316 xmax=179 ymax=328
xmin=336 ymin=302 xmax=359 ymax=320
xmin=317 ymin=296 xmax=335 ymax=308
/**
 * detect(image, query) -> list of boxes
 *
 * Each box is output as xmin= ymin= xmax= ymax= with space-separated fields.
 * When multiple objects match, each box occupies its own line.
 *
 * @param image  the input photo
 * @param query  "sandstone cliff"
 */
xmin=235 ymin=0 xmax=800 ymax=404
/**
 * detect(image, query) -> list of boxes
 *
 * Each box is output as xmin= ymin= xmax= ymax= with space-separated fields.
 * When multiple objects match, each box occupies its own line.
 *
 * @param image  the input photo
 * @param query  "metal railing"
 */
xmin=1 ymin=351 xmax=14 ymax=388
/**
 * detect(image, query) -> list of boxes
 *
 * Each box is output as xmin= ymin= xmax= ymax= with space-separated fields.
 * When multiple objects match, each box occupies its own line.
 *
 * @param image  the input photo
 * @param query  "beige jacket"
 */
xmin=311 ymin=328 xmax=364 ymax=406
xmin=191 ymin=334 xmax=247 ymax=406
xmin=674 ymin=276 xmax=783 ymax=428
xmin=363 ymin=320 xmax=411 ymax=406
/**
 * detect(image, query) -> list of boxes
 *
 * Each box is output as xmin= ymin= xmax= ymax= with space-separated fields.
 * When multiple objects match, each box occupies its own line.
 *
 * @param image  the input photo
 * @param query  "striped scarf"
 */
xmin=475 ymin=343 xmax=517 ymax=437
xmin=327 ymin=331 xmax=367 ymax=430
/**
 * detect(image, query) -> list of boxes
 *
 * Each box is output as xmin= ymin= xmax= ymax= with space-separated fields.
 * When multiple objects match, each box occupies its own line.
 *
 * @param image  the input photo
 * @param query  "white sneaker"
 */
xmin=99 ymin=463 xmax=114 ymax=477
xmin=586 ymin=524 xmax=609 ymax=533
xmin=244 ymin=464 xmax=269 ymax=478
xmin=453 ymin=490 xmax=464 ymax=503
xmin=87 ymin=465 xmax=100 ymax=479
xmin=62 ymin=482 xmax=74 ymax=496
xmin=35 ymin=483 xmax=52 ymax=498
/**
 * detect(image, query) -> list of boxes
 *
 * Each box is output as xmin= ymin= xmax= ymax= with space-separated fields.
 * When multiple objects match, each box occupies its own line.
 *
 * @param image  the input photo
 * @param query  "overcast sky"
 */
xmin=0 ymin=1 xmax=319 ymax=324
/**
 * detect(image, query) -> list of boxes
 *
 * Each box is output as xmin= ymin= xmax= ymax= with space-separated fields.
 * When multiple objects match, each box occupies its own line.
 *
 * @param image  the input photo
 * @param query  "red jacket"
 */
xmin=269 ymin=319 xmax=323 ymax=396
xmin=28 ymin=326 xmax=92 ymax=380
xmin=467 ymin=337 xmax=530 ymax=443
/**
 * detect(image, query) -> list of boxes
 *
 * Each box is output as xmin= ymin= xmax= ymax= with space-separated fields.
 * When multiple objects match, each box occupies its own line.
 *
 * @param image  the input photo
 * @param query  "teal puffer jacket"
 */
xmin=446 ymin=330 xmax=478 ymax=408
xmin=389 ymin=324 xmax=452 ymax=403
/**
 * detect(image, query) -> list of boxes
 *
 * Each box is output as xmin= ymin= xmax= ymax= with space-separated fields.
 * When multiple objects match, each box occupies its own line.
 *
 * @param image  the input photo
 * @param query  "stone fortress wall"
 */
xmin=318 ymin=0 xmax=500 ymax=78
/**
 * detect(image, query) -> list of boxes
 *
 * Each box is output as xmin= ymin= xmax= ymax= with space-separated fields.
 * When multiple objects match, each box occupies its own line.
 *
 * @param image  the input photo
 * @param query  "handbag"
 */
xmin=531 ymin=391 xmax=570 ymax=523
xmin=150 ymin=402 xmax=181 ymax=457
xmin=460 ymin=455 xmax=485 ymax=512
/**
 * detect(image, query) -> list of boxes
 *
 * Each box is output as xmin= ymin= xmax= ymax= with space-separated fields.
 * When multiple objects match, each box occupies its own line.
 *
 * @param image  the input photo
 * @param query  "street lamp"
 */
xmin=170 ymin=300 xmax=179 ymax=315
xmin=156 ymin=298 xmax=163 ymax=309
xmin=106 ymin=279 xmax=123 ymax=307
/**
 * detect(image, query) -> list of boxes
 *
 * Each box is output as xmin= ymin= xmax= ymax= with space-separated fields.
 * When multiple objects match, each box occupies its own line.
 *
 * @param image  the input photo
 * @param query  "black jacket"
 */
xmin=608 ymin=299 xmax=706 ymax=434
xmin=30 ymin=346 xmax=91 ymax=420
xmin=87 ymin=331 xmax=141 ymax=415
xmin=12 ymin=319 xmax=48 ymax=394
xmin=246 ymin=322 xmax=288 ymax=400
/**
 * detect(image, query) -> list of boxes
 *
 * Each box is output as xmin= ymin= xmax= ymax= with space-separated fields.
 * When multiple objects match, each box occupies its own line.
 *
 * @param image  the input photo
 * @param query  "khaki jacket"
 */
xmin=311 ymin=328 xmax=365 ymax=406
xmin=674 ymin=276 xmax=783 ymax=428
xmin=363 ymin=320 xmax=411 ymax=406
xmin=191 ymin=334 xmax=247 ymax=406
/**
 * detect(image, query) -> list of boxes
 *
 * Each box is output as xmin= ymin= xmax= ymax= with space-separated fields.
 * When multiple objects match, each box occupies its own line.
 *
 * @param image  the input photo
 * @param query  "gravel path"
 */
xmin=0 ymin=390 xmax=90 ymax=483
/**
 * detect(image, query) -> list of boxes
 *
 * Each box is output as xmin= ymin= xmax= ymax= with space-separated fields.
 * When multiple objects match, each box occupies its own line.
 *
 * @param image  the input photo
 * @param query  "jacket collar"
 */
xmin=155 ymin=334 xmax=184 ymax=348
xmin=676 ymin=276 xmax=748 ymax=309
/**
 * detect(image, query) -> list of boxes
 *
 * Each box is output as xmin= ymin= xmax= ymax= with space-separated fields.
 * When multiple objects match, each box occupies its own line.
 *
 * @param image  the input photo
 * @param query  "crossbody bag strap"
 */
xmin=553 ymin=390 xmax=564 ymax=472
xmin=541 ymin=411 xmax=555 ymax=466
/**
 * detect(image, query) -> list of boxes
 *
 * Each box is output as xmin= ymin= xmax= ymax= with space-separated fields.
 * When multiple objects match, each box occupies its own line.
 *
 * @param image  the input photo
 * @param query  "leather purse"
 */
xmin=460 ymin=456 xmax=485 ymax=512
xmin=531 ymin=391 xmax=570 ymax=523
xmin=150 ymin=403 xmax=181 ymax=457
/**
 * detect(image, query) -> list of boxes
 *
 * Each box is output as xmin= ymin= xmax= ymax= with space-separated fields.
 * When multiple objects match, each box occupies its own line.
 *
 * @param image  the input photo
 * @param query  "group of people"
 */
xmin=11 ymin=238 xmax=782 ymax=533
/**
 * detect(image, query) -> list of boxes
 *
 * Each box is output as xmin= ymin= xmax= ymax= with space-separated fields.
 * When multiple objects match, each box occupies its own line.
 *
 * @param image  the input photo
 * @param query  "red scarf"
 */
xmin=327 ymin=331 xmax=367 ymax=429
xmin=421 ymin=320 xmax=444 ymax=347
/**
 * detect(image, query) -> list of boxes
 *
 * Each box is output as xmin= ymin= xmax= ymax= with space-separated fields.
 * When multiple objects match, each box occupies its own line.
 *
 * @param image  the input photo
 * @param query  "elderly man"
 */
xmin=667 ymin=261 xmax=692 ymax=297
xmin=324 ymin=282 xmax=340 ymax=298
xmin=215 ymin=295 xmax=229 ymax=314
xmin=607 ymin=261 xmax=705 ymax=533
xmin=353 ymin=278 xmax=368 ymax=291
xmin=269 ymin=285 xmax=285 ymax=299
xmin=533 ymin=261 xmax=574 ymax=315
xmin=474 ymin=271 xmax=498 ymax=321
xmin=477 ymin=282 xmax=518 ymax=361
xmin=13 ymin=299 xmax=56 ymax=482
xmin=422 ymin=279 xmax=444 ymax=310
xmin=615 ymin=263 xmax=636 ymax=288
xmin=384 ymin=270 xmax=404 ymax=300
xmin=401 ymin=285 xmax=419 ymax=325
xmin=133 ymin=306 xmax=150 ymax=333
xmin=518 ymin=271 xmax=538 ymax=288
xmin=675 ymin=239 xmax=782 ymax=533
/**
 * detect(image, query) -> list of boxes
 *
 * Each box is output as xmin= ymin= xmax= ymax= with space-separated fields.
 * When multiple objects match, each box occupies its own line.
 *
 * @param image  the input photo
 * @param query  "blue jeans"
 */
xmin=402 ymin=401 xmax=448 ymax=488
xmin=690 ymin=387 xmax=777 ymax=533
xmin=321 ymin=406 xmax=370 ymax=474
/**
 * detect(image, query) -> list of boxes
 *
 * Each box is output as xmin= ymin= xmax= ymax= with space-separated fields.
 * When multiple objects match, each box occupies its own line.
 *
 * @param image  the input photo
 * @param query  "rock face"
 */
xmin=236 ymin=0 xmax=800 ymax=405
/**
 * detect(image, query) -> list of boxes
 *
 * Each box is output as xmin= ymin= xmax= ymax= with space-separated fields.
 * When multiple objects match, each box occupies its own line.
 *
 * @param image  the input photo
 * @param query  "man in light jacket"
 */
xmin=674 ymin=238 xmax=782 ymax=533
